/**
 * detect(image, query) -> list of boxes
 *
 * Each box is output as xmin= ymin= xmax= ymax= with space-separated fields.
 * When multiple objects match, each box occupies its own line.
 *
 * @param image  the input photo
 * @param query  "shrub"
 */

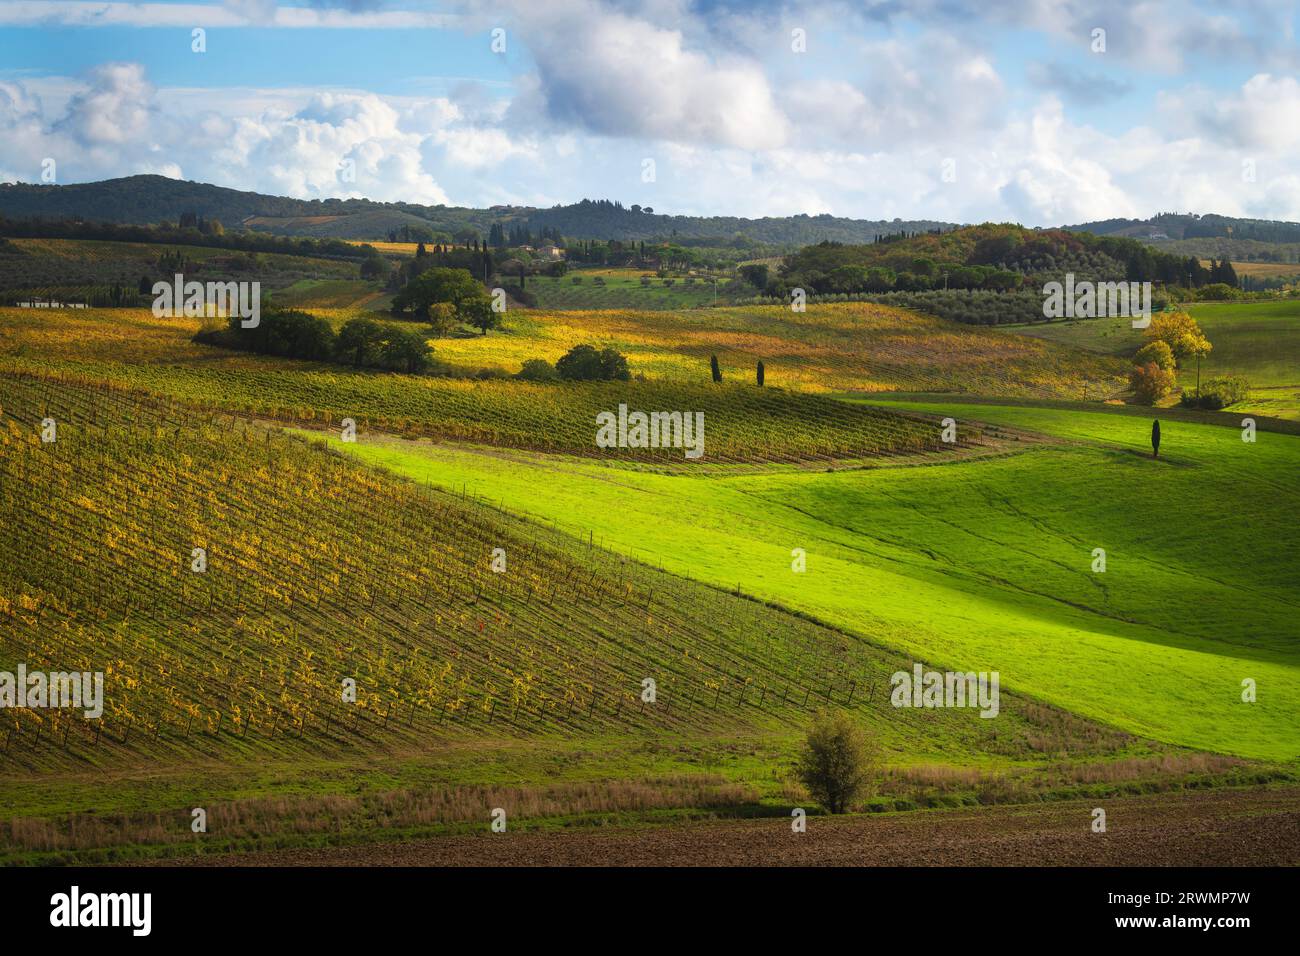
xmin=1180 ymin=376 xmax=1251 ymax=410
xmin=1129 ymin=361 xmax=1176 ymax=405
xmin=555 ymin=344 xmax=631 ymax=381
xmin=794 ymin=711 xmax=877 ymax=814
xmin=1197 ymin=282 xmax=1241 ymax=301
xmin=215 ymin=309 xmax=336 ymax=361
xmin=517 ymin=358 xmax=558 ymax=382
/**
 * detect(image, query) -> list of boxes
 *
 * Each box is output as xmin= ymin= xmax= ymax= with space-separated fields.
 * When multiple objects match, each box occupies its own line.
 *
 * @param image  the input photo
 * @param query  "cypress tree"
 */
xmin=710 ymin=354 xmax=721 ymax=383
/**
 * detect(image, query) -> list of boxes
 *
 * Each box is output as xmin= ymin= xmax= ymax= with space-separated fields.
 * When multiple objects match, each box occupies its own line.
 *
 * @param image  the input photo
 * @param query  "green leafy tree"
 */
xmin=360 ymin=255 xmax=392 ymax=282
xmin=556 ymin=344 xmax=604 ymax=380
xmin=380 ymin=328 xmax=433 ymax=373
xmin=517 ymin=358 xmax=558 ymax=382
xmin=464 ymin=294 xmax=499 ymax=335
xmin=392 ymin=267 xmax=490 ymax=327
xmin=554 ymin=345 xmax=629 ymax=381
xmin=1134 ymin=340 xmax=1175 ymax=372
xmin=794 ymin=711 xmax=877 ymax=815
xmin=336 ymin=318 xmax=387 ymax=368
xmin=598 ymin=347 xmax=630 ymax=381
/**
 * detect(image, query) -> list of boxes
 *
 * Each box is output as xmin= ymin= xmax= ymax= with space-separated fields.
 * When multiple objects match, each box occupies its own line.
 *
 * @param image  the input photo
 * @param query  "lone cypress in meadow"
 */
xmin=1152 ymin=419 xmax=1161 ymax=458
xmin=757 ymin=360 xmax=765 ymax=386
xmin=710 ymin=354 xmax=722 ymax=383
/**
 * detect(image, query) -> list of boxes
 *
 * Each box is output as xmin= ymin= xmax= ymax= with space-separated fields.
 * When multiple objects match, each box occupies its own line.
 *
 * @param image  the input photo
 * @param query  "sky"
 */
xmin=1 ymin=0 xmax=1299 ymax=225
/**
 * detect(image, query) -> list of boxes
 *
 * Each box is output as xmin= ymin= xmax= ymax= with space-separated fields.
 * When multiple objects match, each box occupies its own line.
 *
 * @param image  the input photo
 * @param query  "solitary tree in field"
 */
xmin=757 ymin=360 xmax=765 ymax=387
xmin=1152 ymin=419 xmax=1161 ymax=459
xmin=794 ymin=710 xmax=876 ymax=814
xmin=710 ymin=354 xmax=722 ymax=383
xmin=1177 ymin=332 xmax=1212 ymax=397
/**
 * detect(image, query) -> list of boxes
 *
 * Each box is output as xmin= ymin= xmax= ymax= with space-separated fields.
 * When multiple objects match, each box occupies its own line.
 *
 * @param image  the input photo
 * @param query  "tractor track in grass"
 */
xmin=157 ymin=785 xmax=1300 ymax=867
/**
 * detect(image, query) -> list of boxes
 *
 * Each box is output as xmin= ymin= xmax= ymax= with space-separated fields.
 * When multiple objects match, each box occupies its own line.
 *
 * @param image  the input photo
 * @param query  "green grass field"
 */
xmin=527 ymin=269 xmax=724 ymax=310
xmin=1002 ymin=298 xmax=1300 ymax=419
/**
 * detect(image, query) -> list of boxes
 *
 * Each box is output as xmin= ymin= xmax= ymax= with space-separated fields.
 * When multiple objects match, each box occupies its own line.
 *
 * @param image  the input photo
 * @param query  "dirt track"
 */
xmin=168 ymin=786 xmax=1300 ymax=867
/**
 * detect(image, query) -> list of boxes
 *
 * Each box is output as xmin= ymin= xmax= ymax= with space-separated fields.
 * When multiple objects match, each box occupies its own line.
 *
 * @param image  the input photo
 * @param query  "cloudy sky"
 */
xmin=1 ymin=0 xmax=1299 ymax=224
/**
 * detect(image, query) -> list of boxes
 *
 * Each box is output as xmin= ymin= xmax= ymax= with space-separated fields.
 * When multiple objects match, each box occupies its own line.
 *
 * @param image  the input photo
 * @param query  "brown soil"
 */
xmin=160 ymin=785 xmax=1300 ymax=867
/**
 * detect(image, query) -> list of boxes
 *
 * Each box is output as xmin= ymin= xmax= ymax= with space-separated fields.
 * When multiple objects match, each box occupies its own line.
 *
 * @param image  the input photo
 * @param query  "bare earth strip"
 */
xmin=163 ymin=786 xmax=1300 ymax=867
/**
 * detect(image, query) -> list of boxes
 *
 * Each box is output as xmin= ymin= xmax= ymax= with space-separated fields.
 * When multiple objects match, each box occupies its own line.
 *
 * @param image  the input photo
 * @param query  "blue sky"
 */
xmin=2 ymin=1 xmax=1299 ymax=224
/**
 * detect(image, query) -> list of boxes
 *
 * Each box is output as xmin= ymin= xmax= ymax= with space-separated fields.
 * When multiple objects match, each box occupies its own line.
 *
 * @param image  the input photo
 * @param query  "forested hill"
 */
xmin=524 ymin=199 xmax=950 ymax=243
xmin=0 ymin=176 xmax=507 ymax=239
xmin=0 ymin=176 xmax=951 ymax=244
xmin=1066 ymin=212 xmax=1300 ymax=244
xmin=7 ymin=176 xmax=1298 ymax=248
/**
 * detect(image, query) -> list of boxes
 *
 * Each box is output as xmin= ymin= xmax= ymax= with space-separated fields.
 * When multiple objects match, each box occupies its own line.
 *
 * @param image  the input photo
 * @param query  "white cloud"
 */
xmin=500 ymin=0 xmax=789 ymax=150
xmin=0 ymin=1 xmax=455 ymax=28
xmin=4 ymin=4 xmax=1300 ymax=224
xmin=57 ymin=62 xmax=154 ymax=146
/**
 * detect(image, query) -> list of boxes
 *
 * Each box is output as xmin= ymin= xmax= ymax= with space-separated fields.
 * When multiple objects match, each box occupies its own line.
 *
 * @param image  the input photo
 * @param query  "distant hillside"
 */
xmin=1067 ymin=212 xmax=1300 ymax=245
xmin=0 ymin=176 xmax=515 ymax=240
xmin=0 ymin=176 xmax=953 ymax=245
xmin=525 ymin=198 xmax=950 ymax=243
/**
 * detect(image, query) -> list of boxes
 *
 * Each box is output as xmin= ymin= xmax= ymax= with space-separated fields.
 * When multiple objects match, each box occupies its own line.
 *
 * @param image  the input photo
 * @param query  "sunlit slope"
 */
xmin=0 ymin=372 xmax=1073 ymax=776
xmin=320 ymin=404 xmax=1300 ymax=759
xmin=0 ymin=302 xmax=1125 ymax=404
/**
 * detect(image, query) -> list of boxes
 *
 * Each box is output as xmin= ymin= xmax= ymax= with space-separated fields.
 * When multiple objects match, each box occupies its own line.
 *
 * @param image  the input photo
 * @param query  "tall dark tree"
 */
xmin=1151 ymin=419 xmax=1161 ymax=459
xmin=710 ymin=354 xmax=722 ymax=383
xmin=756 ymin=360 xmax=765 ymax=386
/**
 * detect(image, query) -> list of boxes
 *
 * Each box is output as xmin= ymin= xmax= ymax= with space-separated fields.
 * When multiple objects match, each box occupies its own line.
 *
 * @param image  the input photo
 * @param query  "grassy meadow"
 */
xmin=1003 ymin=298 xmax=1300 ymax=419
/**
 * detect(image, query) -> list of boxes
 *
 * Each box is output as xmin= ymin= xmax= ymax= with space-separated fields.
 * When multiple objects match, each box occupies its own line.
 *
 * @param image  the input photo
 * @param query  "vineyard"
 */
xmin=0 ymin=369 xmax=1199 ymax=862
xmin=0 ymin=372 xmax=908 ymax=754
xmin=0 ymin=309 xmax=980 ymax=465
xmin=0 ymin=295 xmax=1291 ymax=865
xmin=0 ymin=238 xmax=361 ymax=301
xmin=425 ymin=302 xmax=1130 ymax=397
